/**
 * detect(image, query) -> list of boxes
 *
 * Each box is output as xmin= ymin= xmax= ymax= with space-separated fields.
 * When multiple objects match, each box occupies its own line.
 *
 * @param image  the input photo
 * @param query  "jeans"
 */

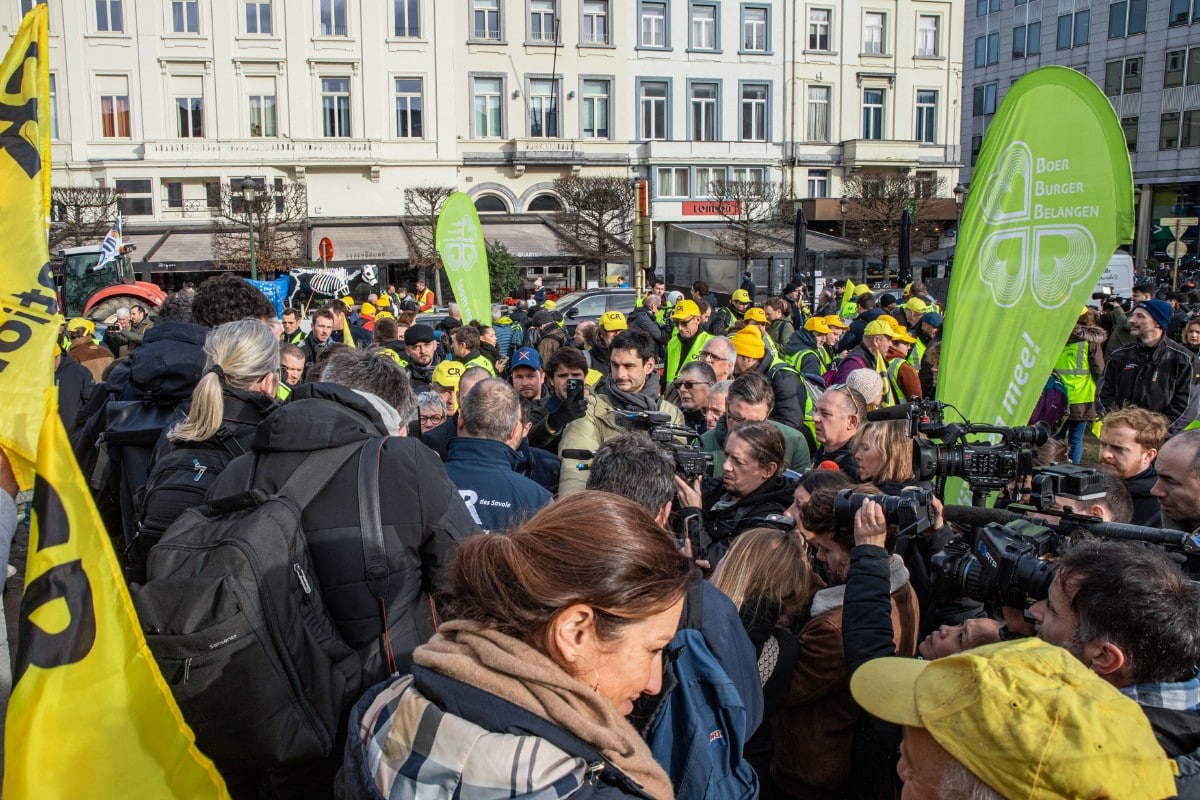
xmin=1062 ymin=420 xmax=1087 ymax=464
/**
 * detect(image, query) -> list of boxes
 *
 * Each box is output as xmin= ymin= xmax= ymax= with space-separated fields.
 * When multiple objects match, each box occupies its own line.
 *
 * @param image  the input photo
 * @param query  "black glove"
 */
xmin=548 ymin=383 xmax=588 ymax=430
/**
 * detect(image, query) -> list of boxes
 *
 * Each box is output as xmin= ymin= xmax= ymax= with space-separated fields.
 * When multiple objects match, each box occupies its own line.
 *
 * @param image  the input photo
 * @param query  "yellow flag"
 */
xmin=0 ymin=7 xmax=228 ymax=797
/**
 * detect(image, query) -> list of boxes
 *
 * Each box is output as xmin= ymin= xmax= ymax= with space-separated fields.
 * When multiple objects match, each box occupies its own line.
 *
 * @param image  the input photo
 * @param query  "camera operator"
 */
xmin=1099 ymin=407 xmax=1168 ymax=527
xmin=811 ymin=384 xmax=867 ymax=479
xmin=700 ymin=372 xmax=812 ymax=477
xmin=676 ymin=421 xmax=795 ymax=568
xmin=1153 ymin=428 xmax=1200 ymax=534
xmin=770 ymin=485 xmax=919 ymax=800
xmin=1028 ymin=540 xmax=1200 ymax=797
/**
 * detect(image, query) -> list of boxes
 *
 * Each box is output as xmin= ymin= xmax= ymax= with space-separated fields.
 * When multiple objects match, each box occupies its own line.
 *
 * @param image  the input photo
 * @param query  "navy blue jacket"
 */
xmin=444 ymin=437 xmax=553 ymax=533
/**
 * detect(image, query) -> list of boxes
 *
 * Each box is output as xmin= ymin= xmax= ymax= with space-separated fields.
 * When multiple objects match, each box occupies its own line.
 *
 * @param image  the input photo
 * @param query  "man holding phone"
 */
xmin=527 ymin=346 xmax=590 ymax=454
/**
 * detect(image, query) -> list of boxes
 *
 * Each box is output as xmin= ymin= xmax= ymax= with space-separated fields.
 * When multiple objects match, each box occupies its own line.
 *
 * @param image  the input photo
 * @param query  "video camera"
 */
xmin=562 ymin=410 xmax=713 ymax=479
xmin=833 ymin=487 xmax=937 ymax=539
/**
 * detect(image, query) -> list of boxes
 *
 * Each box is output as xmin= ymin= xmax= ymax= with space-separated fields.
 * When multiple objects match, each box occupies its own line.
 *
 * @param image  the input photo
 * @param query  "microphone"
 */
xmin=560 ymin=449 xmax=595 ymax=460
xmin=816 ymin=460 xmax=841 ymax=471
xmin=942 ymin=505 xmax=1019 ymax=529
xmin=866 ymin=403 xmax=918 ymax=422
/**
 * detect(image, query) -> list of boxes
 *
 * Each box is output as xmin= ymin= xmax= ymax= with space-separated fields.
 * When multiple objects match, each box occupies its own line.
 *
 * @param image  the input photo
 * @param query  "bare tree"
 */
xmin=552 ymin=176 xmax=635 ymax=283
xmin=841 ymin=171 xmax=946 ymax=278
xmin=708 ymin=178 xmax=788 ymax=269
xmin=402 ymin=184 xmax=455 ymax=302
xmin=212 ymin=180 xmax=308 ymax=274
xmin=49 ymin=186 xmax=120 ymax=251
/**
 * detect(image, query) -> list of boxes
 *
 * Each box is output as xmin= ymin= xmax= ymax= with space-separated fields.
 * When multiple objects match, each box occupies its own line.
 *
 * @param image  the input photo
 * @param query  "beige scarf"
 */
xmin=415 ymin=620 xmax=676 ymax=800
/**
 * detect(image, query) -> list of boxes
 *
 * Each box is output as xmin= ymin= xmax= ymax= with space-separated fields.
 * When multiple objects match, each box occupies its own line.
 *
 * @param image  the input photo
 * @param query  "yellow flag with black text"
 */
xmin=0 ymin=7 xmax=228 ymax=797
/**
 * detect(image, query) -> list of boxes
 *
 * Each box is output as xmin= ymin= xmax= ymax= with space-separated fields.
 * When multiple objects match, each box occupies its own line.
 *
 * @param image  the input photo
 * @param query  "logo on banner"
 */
xmin=441 ymin=216 xmax=481 ymax=273
xmin=976 ymin=141 xmax=1097 ymax=311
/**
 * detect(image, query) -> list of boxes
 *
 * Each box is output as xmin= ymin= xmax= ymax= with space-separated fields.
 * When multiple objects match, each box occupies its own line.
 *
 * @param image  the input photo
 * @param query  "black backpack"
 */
xmin=131 ymin=439 xmax=389 ymax=769
xmin=128 ymin=427 xmax=248 ymax=585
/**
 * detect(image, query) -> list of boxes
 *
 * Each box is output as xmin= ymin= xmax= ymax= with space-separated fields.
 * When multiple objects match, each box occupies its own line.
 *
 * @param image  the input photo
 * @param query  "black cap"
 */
xmin=404 ymin=324 xmax=436 ymax=345
xmin=532 ymin=310 xmax=554 ymax=326
xmin=879 ymin=293 xmax=897 ymax=307
xmin=783 ymin=282 xmax=800 ymax=294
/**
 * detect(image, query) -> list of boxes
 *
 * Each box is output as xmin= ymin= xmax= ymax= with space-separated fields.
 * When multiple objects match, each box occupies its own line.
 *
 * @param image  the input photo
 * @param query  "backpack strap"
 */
xmin=272 ymin=441 xmax=366 ymax=509
xmin=356 ymin=437 xmax=400 ymax=674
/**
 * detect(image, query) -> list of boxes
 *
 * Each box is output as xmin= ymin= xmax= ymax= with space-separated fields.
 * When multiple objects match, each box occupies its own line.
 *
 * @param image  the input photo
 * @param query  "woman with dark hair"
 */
xmin=341 ymin=491 xmax=694 ymax=800
xmin=679 ymin=421 xmax=797 ymax=567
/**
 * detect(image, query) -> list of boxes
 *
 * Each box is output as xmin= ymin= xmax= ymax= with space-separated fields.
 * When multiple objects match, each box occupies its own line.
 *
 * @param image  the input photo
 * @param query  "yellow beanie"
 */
xmin=730 ymin=326 xmax=765 ymax=359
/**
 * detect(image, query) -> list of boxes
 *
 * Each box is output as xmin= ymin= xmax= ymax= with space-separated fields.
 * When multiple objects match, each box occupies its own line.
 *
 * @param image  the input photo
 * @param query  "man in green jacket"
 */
xmin=700 ymin=371 xmax=811 ymax=476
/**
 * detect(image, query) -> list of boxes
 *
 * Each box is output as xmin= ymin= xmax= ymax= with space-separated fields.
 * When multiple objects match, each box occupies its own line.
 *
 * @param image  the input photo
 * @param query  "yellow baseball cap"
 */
xmin=543 ymin=299 xmax=557 ymax=310
xmin=431 ymin=360 xmax=464 ymax=389
xmin=360 ymin=302 xmax=376 ymax=316
xmin=729 ymin=326 xmax=765 ymax=359
xmin=731 ymin=289 xmax=752 ymax=303
xmin=852 ymin=639 xmax=1176 ymax=800
xmin=599 ymin=310 xmax=628 ymax=332
xmin=743 ymin=307 xmax=768 ymax=324
xmin=341 ymin=295 xmax=355 ymax=308
xmin=862 ymin=319 xmax=896 ymax=338
xmin=672 ymin=299 xmax=701 ymax=320
xmin=901 ymin=297 xmax=928 ymax=313
xmin=376 ymin=295 xmax=392 ymax=308
xmin=854 ymin=284 xmax=872 ymax=297
xmin=823 ymin=315 xmax=849 ymax=330
xmin=67 ymin=317 xmax=95 ymax=337
xmin=804 ymin=317 xmax=832 ymax=334
xmin=375 ymin=309 xmax=394 ymax=320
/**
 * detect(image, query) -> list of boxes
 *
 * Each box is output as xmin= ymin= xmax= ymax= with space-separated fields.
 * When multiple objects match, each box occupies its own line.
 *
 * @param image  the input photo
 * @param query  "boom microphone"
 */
xmin=866 ymin=403 xmax=919 ymax=422
xmin=942 ymin=505 xmax=1019 ymax=529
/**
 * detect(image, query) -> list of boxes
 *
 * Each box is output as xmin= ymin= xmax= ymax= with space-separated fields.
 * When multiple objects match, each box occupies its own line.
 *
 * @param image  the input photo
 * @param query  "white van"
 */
xmin=1093 ymin=252 xmax=1135 ymax=300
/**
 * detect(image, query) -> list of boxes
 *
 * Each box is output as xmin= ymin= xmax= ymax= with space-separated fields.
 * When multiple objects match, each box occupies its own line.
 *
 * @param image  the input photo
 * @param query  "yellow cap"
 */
xmin=543 ymin=299 xmax=557 ymax=310
xmin=672 ymin=299 xmax=701 ymax=320
xmin=341 ymin=295 xmax=355 ymax=308
xmin=804 ymin=317 xmax=832 ymax=334
xmin=598 ymin=310 xmax=628 ymax=332
xmin=743 ymin=307 xmax=768 ymax=324
xmin=67 ymin=317 xmax=96 ymax=337
xmin=375 ymin=309 xmax=394 ymax=320
xmin=854 ymin=284 xmax=872 ymax=297
xmin=431 ymin=360 xmax=464 ymax=389
xmin=862 ymin=319 xmax=896 ymax=338
xmin=902 ymin=297 xmax=928 ymax=313
xmin=376 ymin=296 xmax=392 ymax=308
xmin=852 ymin=639 xmax=1176 ymax=800
xmin=731 ymin=289 xmax=752 ymax=303
xmin=729 ymin=326 xmax=765 ymax=359
xmin=360 ymin=302 xmax=376 ymax=316
xmin=823 ymin=315 xmax=850 ymax=330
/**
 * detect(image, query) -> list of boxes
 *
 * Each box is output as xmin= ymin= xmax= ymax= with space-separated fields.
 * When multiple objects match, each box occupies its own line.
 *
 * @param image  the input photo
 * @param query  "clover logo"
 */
xmin=975 ymin=141 xmax=1097 ymax=310
xmin=439 ymin=215 xmax=480 ymax=274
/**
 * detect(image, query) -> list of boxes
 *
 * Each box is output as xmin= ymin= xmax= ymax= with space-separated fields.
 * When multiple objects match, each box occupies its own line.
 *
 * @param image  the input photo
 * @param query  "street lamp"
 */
xmin=240 ymin=176 xmax=258 ymax=280
xmin=953 ymin=182 xmax=967 ymax=231
xmin=839 ymin=196 xmax=848 ymax=238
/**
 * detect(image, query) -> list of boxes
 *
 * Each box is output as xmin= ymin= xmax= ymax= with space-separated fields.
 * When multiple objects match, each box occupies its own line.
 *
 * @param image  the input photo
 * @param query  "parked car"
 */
xmin=555 ymin=288 xmax=638 ymax=335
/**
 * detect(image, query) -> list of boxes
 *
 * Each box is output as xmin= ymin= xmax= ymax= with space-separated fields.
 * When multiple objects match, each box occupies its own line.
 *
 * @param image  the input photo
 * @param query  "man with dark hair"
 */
xmin=400 ymin=323 xmax=440 ymax=392
xmin=700 ymin=371 xmax=811 ymax=476
xmin=325 ymin=299 xmax=373 ymax=348
xmin=527 ymin=346 xmax=588 ymax=453
xmin=443 ymin=378 xmax=551 ymax=532
xmin=449 ymin=325 xmax=495 ymax=376
xmin=191 ymin=272 xmax=276 ymax=328
xmin=301 ymin=308 xmax=337 ymax=368
xmin=280 ymin=307 xmax=305 ymax=344
xmin=210 ymin=347 xmax=478 ymax=686
xmin=1029 ymin=540 xmax=1200 ymax=796
xmin=727 ymin=325 xmax=808 ymax=432
xmin=107 ymin=303 xmax=154 ymax=351
xmin=1152 ymin=429 xmax=1200 ymax=532
xmin=559 ymin=329 xmax=684 ymax=495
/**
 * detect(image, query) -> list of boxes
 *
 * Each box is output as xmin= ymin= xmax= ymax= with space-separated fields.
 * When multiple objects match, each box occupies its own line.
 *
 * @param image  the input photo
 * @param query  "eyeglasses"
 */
xmin=678 ymin=380 xmax=714 ymax=389
xmin=699 ymin=350 xmax=726 ymax=362
xmin=419 ymin=413 xmax=446 ymax=425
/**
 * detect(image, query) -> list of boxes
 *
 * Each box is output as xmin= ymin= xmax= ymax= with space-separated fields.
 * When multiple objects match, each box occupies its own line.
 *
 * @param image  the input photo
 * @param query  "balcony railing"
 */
xmin=144 ymin=138 xmax=382 ymax=162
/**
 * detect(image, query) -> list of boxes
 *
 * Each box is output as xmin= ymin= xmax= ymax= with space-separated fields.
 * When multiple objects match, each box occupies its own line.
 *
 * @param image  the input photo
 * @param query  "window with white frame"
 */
xmin=808 ymin=8 xmax=830 ymax=50
xmin=171 ymin=0 xmax=199 ymax=33
xmin=49 ymin=73 xmax=59 ymax=139
xmin=806 ymin=85 xmax=830 ymax=141
xmin=807 ymin=170 xmax=829 ymax=198
xmin=640 ymin=2 xmax=667 ymax=47
xmin=863 ymin=12 xmax=885 ymax=54
xmin=582 ymin=0 xmax=608 ymax=44
xmin=530 ymin=0 xmax=556 ymax=42
xmin=98 ymin=75 xmax=131 ymax=138
xmin=695 ymin=166 xmax=723 ymax=196
xmin=917 ymin=15 xmax=939 ymax=56
xmin=741 ymin=83 xmax=767 ymax=141
xmin=116 ymin=179 xmax=152 ymax=216
xmin=690 ymin=82 xmax=717 ymax=141
xmin=395 ymin=78 xmax=423 ymax=137
xmin=245 ymin=0 xmax=272 ymax=34
xmin=473 ymin=0 xmax=501 ymax=39
xmin=394 ymin=0 xmax=419 ymax=36
xmin=742 ymin=6 xmax=767 ymax=51
xmin=862 ymin=88 xmax=884 ymax=138
xmin=321 ymin=78 xmax=351 ymax=137
xmin=691 ymin=3 xmax=716 ymax=49
xmin=915 ymin=90 xmax=937 ymax=143
xmin=246 ymin=76 xmax=277 ymax=137
xmin=174 ymin=76 xmax=204 ymax=137
xmin=529 ymin=78 xmax=559 ymax=136
xmin=640 ymin=80 xmax=667 ymax=139
xmin=473 ymin=76 xmax=503 ymax=137
xmin=582 ymin=79 xmax=609 ymax=138
xmin=657 ymin=167 xmax=689 ymax=198
xmin=321 ymin=0 xmax=348 ymax=35
xmin=731 ymin=166 xmax=767 ymax=189
xmin=96 ymin=0 xmax=123 ymax=32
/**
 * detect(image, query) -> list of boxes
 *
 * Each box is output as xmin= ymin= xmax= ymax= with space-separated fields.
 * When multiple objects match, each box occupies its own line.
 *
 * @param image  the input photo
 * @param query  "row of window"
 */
xmin=655 ymin=165 xmax=771 ymax=199
xmin=632 ymin=1 xmax=773 ymax=52
xmin=1106 ymin=50 xmax=1200 ymax=96
xmin=801 ymin=7 xmax=943 ymax=57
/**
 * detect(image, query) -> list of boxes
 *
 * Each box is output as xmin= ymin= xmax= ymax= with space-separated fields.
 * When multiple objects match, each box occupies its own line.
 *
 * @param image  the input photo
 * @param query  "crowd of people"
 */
xmin=18 ymin=271 xmax=1200 ymax=799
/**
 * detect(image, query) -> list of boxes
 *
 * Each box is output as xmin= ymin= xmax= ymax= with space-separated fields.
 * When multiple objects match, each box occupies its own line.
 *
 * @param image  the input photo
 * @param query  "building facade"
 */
xmin=19 ymin=0 xmax=964 ymax=289
xmin=959 ymin=0 xmax=1200 ymax=268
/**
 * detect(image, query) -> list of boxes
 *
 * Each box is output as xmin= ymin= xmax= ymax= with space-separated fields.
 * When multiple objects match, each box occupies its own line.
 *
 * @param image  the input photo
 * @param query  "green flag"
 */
xmin=939 ymin=66 xmax=1133 ymax=501
xmin=436 ymin=192 xmax=491 ymax=324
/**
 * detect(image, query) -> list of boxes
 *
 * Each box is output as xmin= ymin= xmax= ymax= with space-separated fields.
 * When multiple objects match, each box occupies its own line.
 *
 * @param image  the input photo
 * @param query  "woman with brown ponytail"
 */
xmin=340 ymin=491 xmax=695 ymax=800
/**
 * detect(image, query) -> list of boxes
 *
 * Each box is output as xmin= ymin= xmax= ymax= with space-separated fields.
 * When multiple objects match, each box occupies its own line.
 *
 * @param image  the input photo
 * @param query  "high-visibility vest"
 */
xmin=906 ymin=337 xmax=926 ymax=369
xmin=767 ymin=357 xmax=817 ymax=442
xmin=1055 ymin=340 xmax=1095 ymax=404
xmin=665 ymin=330 xmax=712 ymax=383
xmin=276 ymin=382 xmax=292 ymax=403
xmin=886 ymin=357 xmax=919 ymax=403
xmin=462 ymin=353 xmax=497 ymax=376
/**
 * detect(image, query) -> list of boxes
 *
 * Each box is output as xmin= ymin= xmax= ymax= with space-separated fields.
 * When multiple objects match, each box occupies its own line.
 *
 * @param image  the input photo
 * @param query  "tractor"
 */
xmin=56 ymin=243 xmax=166 ymax=322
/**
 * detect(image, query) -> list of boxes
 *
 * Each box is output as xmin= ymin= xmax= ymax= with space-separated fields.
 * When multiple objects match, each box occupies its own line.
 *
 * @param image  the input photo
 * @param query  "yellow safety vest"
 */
xmin=666 ymin=331 xmax=712 ymax=383
xmin=1055 ymin=340 xmax=1095 ymax=404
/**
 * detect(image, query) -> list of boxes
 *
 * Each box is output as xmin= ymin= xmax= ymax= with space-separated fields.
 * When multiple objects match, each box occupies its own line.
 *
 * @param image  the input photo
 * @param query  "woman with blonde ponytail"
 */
xmin=133 ymin=320 xmax=280 ymax=580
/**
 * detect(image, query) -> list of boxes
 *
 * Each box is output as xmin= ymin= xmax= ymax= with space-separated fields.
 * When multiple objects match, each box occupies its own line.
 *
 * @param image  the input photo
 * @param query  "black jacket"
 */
xmin=1096 ymin=337 xmax=1199 ymax=435
xmin=1126 ymin=466 xmax=1164 ymax=528
xmin=813 ymin=441 xmax=861 ymax=480
xmin=1141 ymin=704 xmax=1200 ymax=800
xmin=699 ymin=474 xmax=796 ymax=566
xmin=836 ymin=308 xmax=886 ymax=353
xmin=782 ymin=327 xmax=824 ymax=379
xmin=208 ymin=382 xmax=480 ymax=683
xmin=627 ymin=307 xmax=668 ymax=348
xmin=757 ymin=357 xmax=807 ymax=431
xmin=56 ymin=356 xmax=94 ymax=440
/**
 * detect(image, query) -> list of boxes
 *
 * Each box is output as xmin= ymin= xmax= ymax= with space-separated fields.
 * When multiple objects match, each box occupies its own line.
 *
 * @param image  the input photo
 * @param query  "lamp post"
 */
xmin=839 ymin=196 xmax=848 ymax=238
xmin=240 ymin=177 xmax=258 ymax=280
xmin=953 ymin=182 xmax=966 ymax=231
